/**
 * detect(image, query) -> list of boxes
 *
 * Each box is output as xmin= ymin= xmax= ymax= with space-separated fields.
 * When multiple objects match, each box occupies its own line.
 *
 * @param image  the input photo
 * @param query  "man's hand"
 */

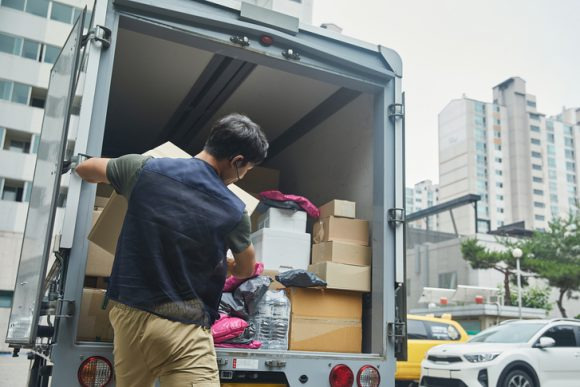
xmin=229 ymin=244 xmax=256 ymax=279
xmin=75 ymin=157 xmax=111 ymax=184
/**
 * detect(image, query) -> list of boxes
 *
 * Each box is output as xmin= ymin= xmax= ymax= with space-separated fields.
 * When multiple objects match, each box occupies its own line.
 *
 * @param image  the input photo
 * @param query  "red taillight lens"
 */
xmin=330 ymin=364 xmax=354 ymax=387
xmin=78 ymin=356 xmax=113 ymax=387
xmin=357 ymin=365 xmax=380 ymax=387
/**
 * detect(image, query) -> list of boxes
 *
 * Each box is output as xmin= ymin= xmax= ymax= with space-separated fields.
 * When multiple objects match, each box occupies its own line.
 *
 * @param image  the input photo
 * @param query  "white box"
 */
xmin=251 ymin=228 xmax=311 ymax=271
xmin=257 ymin=207 xmax=307 ymax=232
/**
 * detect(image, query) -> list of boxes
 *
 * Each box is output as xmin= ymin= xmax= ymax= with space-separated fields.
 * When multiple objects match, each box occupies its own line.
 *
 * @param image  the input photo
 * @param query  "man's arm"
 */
xmin=228 ymin=244 xmax=256 ymax=279
xmin=75 ymin=158 xmax=111 ymax=184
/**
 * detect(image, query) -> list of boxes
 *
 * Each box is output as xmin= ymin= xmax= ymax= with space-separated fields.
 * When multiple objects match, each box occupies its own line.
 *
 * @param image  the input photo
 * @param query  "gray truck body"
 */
xmin=6 ymin=0 xmax=406 ymax=385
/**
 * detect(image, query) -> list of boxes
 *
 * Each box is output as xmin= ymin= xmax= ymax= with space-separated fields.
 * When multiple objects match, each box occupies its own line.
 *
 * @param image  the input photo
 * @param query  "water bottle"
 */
xmin=266 ymin=290 xmax=290 ymax=350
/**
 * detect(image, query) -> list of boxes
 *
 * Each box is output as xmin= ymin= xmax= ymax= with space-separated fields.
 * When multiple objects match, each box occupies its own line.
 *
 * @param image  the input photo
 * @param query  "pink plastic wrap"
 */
xmin=212 ymin=314 xmax=248 ymax=344
xmin=260 ymin=190 xmax=320 ymax=218
xmin=215 ymin=340 xmax=262 ymax=349
xmin=223 ymin=262 xmax=264 ymax=292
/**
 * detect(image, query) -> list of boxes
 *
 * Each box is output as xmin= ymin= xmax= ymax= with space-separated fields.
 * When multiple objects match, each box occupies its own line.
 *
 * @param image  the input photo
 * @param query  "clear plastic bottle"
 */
xmin=259 ymin=290 xmax=290 ymax=350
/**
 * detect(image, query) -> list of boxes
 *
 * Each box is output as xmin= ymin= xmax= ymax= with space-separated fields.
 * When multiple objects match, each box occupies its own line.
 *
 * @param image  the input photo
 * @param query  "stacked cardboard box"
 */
xmin=77 ymin=288 xmax=114 ymax=342
xmin=309 ymin=200 xmax=371 ymax=292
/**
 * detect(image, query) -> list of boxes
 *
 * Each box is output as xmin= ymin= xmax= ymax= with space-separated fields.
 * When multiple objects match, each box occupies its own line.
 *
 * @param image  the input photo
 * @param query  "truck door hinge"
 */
xmin=387 ymin=208 xmax=405 ymax=226
xmin=388 ymin=103 xmax=405 ymax=121
xmin=265 ymin=360 xmax=286 ymax=368
xmin=387 ymin=321 xmax=406 ymax=340
xmin=82 ymin=25 xmax=112 ymax=49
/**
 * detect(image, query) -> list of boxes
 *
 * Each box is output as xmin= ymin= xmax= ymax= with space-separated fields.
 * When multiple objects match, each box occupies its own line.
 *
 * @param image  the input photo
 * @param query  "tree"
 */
xmin=508 ymin=286 xmax=553 ymax=313
xmin=522 ymin=215 xmax=580 ymax=318
xmin=460 ymin=238 xmax=530 ymax=306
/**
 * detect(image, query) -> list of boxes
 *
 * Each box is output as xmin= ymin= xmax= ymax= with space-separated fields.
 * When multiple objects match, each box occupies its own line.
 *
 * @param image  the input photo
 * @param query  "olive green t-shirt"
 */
xmin=106 ymin=154 xmax=251 ymax=253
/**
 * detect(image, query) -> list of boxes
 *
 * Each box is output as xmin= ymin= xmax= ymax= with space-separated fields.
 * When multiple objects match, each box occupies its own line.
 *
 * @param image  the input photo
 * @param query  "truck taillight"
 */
xmin=78 ymin=356 xmax=113 ymax=387
xmin=357 ymin=365 xmax=380 ymax=387
xmin=329 ymin=364 xmax=354 ymax=387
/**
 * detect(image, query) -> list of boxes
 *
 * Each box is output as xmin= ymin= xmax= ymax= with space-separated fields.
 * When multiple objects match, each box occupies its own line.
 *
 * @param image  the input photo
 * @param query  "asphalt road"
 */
xmin=0 ymin=352 xmax=30 ymax=387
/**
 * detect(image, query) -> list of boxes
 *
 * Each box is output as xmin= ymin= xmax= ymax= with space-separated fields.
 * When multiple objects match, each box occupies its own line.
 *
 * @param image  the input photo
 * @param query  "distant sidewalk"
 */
xmin=0 ymin=352 xmax=30 ymax=387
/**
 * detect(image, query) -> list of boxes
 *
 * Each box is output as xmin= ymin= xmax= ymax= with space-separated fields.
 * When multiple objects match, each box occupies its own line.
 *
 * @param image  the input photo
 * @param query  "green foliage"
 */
xmin=521 ymin=215 xmax=580 ymax=317
xmin=510 ymin=287 xmax=553 ymax=312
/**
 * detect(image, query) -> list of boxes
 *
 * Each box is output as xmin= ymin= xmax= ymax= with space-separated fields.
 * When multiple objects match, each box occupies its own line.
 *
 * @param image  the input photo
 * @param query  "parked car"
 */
xmin=396 ymin=314 xmax=469 ymax=386
xmin=420 ymin=318 xmax=580 ymax=387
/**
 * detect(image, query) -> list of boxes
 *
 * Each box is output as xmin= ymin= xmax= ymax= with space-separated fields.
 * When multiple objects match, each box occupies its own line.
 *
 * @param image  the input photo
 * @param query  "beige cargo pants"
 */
xmin=109 ymin=303 xmax=220 ymax=387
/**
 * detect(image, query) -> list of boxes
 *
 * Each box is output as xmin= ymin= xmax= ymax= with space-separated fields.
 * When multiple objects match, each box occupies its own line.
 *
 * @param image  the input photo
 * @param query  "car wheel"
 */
xmin=502 ymin=369 xmax=535 ymax=387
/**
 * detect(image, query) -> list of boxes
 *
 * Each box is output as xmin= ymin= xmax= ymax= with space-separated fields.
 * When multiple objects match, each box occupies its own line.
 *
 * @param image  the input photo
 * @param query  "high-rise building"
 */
xmin=439 ymin=77 xmax=580 ymax=233
xmin=406 ymin=179 xmax=439 ymax=229
xmin=0 ymin=0 xmax=92 ymax=352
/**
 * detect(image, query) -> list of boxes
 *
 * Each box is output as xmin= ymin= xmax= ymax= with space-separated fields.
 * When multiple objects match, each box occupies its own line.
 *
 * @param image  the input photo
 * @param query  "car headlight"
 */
xmin=464 ymin=353 xmax=500 ymax=363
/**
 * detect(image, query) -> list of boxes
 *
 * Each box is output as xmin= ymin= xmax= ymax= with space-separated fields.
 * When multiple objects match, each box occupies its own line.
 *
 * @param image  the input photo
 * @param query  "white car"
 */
xmin=420 ymin=318 xmax=580 ymax=387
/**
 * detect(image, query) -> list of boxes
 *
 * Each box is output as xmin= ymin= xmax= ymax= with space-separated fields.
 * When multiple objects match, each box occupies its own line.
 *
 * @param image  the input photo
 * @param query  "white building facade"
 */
xmin=439 ymin=77 xmax=580 ymax=233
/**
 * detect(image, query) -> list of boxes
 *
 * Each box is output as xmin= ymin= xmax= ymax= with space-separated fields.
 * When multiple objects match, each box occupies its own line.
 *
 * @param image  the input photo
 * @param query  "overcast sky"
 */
xmin=311 ymin=0 xmax=580 ymax=186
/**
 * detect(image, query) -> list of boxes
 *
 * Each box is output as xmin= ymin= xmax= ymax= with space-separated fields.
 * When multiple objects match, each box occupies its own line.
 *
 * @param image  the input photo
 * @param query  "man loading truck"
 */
xmin=74 ymin=113 xmax=269 ymax=387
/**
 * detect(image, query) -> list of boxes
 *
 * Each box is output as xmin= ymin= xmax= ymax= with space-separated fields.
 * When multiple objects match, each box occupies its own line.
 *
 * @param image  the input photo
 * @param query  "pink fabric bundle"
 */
xmin=211 ymin=314 xmax=248 ymax=344
xmin=223 ymin=262 xmax=264 ymax=292
xmin=260 ymin=190 xmax=320 ymax=218
xmin=215 ymin=340 xmax=262 ymax=349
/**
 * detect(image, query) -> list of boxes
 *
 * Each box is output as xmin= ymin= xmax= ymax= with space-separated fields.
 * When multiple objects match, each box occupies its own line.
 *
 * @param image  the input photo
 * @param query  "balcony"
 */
xmin=0 ymin=200 xmax=28 ymax=233
xmin=0 ymin=53 xmax=51 ymax=89
xmin=0 ymin=150 xmax=36 ymax=181
xmin=0 ymin=7 xmax=73 ymax=47
xmin=0 ymin=101 xmax=44 ymax=134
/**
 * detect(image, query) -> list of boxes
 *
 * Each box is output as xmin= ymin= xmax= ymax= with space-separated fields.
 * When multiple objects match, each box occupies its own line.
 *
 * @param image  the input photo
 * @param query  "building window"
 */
xmin=494 ymin=130 xmax=501 ymax=138
xmin=527 ymin=100 xmax=537 ymax=108
xmin=533 ymin=177 xmax=543 ymax=183
xmin=495 ymin=170 xmax=503 ymax=176
xmin=0 ymin=79 xmax=31 ymax=105
xmin=497 ymin=208 xmax=505 ymax=213
xmin=546 ymin=133 xmax=555 ymax=144
xmin=529 ymin=113 xmax=541 ymax=121
xmin=531 ymin=151 xmax=542 ymax=158
xmin=495 ymin=119 xmax=501 ymax=125
xmin=565 ymin=125 xmax=574 ymax=136
xmin=494 ymin=157 xmax=502 ymax=163
xmin=550 ymin=182 xmax=558 ymax=191
xmin=1 ymin=0 xmax=26 ymax=12
xmin=530 ymin=125 xmax=540 ymax=132
xmin=494 ymin=144 xmax=502 ymax=151
xmin=0 ymin=31 xmax=59 ymax=63
xmin=566 ymin=162 xmax=575 ymax=172
xmin=496 ymin=182 xmax=503 ymax=188
xmin=534 ymin=202 xmax=546 ymax=208
xmin=567 ymin=174 xmax=576 ymax=183
xmin=533 ymin=189 xmax=544 ymax=196
xmin=565 ymin=149 xmax=575 ymax=159
xmin=548 ymin=158 xmax=556 ymax=168
xmin=550 ymin=194 xmax=558 ymax=202
xmin=474 ymin=116 xmax=486 ymax=126
xmin=3 ymin=129 xmax=32 ymax=153
xmin=438 ymin=272 xmax=458 ymax=289
xmin=532 ymin=164 xmax=542 ymax=171
xmin=474 ymin=102 xmax=486 ymax=114
xmin=569 ymin=198 xmax=577 ymax=207
xmin=548 ymin=170 xmax=557 ymax=179
xmin=531 ymin=138 xmax=541 ymax=145
xmin=1 ymin=180 xmax=25 ymax=202
xmin=494 ymin=105 xmax=500 ymax=112
xmin=43 ymin=44 xmax=60 ymax=64
xmin=535 ymin=214 xmax=545 ymax=221
xmin=565 ymin=137 xmax=574 ymax=148
xmin=0 ymin=290 xmax=14 ymax=308
xmin=497 ymin=195 xmax=504 ymax=201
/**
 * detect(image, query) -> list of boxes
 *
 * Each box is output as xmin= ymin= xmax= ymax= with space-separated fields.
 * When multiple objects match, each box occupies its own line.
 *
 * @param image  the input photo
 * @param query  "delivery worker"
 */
xmin=75 ymin=113 xmax=268 ymax=387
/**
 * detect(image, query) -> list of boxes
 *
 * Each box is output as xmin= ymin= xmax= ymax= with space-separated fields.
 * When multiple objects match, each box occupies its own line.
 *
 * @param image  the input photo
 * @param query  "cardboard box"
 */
xmin=286 ymin=288 xmax=362 ymax=353
xmin=313 ymin=216 xmax=369 ymax=246
xmin=77 ymin=288 xmax=114 ymax=342
xmin=308 ymin=262 xmax=371 ymax=292
xmin=319 ymin=200 xmax=356 ymax=219
xmin=257 ymin=207 xmax=307 ymax=232
xmin=251 ymin=228 xmax=311 ymax=271
xmin=312 ymin=241 xmax=371 ymax=266
xmin=236 ymin=166 xmax=280 ymax=195
xmin=86 ymin=210 xmax=115 ymax=277
xmin=88 ymin=142 xmax=259 ymax=255
xmin=94 ymin=184 xmax=113 ymax=208
xmin=262 ymin=269 xmax=285 ymax=290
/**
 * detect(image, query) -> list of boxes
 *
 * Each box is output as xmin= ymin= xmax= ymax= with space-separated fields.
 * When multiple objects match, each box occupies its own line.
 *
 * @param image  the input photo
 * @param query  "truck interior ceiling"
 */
xmin=101 ymin=23 xmax=376 ymax=353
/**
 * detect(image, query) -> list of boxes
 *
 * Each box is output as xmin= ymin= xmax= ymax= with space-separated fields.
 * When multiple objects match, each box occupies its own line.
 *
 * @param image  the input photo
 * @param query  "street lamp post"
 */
xmin=512 ymin=248 xmax=523 ymax=319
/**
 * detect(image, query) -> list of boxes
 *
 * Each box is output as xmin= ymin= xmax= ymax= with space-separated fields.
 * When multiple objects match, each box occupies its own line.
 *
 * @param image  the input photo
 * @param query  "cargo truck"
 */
xmin=5 ymin=0 xmax=407 ymax=385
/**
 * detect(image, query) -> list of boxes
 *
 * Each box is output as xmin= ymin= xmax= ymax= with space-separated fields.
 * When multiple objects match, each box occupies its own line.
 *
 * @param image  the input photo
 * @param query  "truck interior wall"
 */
xmin=266 ymin=94 xmax=374 ymax=222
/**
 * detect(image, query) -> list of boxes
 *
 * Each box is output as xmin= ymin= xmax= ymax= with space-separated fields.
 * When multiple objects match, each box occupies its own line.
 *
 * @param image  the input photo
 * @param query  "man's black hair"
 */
xmin=204 ymin=113 xmax=268 ymax=165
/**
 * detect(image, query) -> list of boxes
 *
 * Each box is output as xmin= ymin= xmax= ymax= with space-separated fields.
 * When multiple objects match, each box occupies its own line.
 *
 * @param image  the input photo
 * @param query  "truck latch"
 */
xmin=82 ymin=25 xmax=112 ymax=49
xmin=265 ymin=360 xmax=286 ymax=368
xmin=216 ymin=358 xmax=228 ymax=367
xmin=387 ymin=208 xmax=405 ymax=226
xmin=387 ymin=321 xmax=406 ymax=340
